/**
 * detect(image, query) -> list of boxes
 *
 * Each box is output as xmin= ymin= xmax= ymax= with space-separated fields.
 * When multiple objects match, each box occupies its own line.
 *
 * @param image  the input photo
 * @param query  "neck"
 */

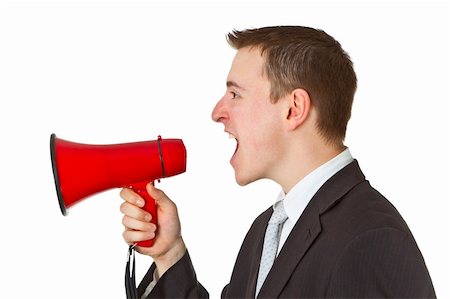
xmin=273 ymin=140 xmax=345 ymax=194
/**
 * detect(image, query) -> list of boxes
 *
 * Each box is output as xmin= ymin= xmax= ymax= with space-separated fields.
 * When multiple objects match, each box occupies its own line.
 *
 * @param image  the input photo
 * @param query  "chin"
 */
xmin=235 ymin=179 xmax=250 ymax=186
xmin=234 ymin=171 xmax=259 ymax=186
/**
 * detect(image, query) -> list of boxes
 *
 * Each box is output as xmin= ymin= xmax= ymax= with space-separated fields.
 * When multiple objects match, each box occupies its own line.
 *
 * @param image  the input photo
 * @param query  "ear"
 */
xmin=285 ymin=88 xmax=311 ymax=131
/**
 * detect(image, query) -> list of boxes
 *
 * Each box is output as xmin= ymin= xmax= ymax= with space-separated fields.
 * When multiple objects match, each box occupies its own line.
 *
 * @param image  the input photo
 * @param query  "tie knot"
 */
xmin=269 ymin=201 xmax=288 ymax=225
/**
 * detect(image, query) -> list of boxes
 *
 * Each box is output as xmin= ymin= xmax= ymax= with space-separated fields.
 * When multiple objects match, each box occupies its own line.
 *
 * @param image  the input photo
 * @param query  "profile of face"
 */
xmin=211 ymin=47 xmax=287 ymax=186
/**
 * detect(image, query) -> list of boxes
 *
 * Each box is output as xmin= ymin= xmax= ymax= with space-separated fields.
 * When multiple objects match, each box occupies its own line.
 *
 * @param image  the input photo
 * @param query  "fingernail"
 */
xmin=144 ymin=214 xmax=151 ymax=222
xmin=137 ymin=199 xmax=145 ymax=207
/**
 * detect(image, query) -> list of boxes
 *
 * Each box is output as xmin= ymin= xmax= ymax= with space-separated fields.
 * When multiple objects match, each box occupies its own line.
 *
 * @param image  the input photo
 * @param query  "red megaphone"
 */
xmin=50 ymin=134 xmax=186 ymax=247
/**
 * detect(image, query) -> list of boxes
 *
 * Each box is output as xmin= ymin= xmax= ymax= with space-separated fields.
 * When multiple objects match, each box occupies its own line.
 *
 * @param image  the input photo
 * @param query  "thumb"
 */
xmin=146 ymin=182 xmax=174 ymax=208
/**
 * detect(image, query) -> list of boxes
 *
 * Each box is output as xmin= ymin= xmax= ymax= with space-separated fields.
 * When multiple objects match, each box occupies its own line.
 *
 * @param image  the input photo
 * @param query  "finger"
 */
xmin=122 ymin=215 xmax=156 ymax=232
xmin=122 ymin=229 xmax=155 ymax=244
xmin=120 ymin=188 xmax=145 ymax=208
xmin=120 ymin=202 xmax=152 ymax=222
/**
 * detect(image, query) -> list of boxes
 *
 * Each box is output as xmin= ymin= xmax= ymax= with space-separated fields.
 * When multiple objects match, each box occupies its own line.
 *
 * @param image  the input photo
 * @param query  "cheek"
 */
xmin=236 ymin=100 xmax=284 ymax=152
xmin=247 ymin=116 xmax=282 ymax=154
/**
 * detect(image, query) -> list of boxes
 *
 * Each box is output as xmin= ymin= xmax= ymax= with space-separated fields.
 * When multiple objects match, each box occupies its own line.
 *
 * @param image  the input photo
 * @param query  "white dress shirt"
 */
xmin=275 ymin=148 xmax=354 ymax=255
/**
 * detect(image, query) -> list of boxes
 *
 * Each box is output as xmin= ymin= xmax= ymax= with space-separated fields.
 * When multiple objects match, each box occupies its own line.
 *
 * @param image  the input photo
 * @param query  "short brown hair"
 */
xmin=227 ymin=26 xmax=357 ymax=144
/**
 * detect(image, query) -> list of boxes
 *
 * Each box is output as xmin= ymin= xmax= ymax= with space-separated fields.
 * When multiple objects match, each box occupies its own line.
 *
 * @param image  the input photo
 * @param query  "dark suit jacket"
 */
xmin=138 ymin=161 xmax=436 ymax=298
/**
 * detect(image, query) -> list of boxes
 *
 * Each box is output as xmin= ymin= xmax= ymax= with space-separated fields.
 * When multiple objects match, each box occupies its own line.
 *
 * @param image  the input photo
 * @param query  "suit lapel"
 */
xmin=245 ymin=209 xmax=272 ymax=298
xmin=257 ymin=160 xmax=366 ymax=298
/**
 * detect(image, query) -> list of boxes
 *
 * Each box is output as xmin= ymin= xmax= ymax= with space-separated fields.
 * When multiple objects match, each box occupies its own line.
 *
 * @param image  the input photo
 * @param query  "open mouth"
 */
xmin=228 ymin=132 xmax=239 ymax=160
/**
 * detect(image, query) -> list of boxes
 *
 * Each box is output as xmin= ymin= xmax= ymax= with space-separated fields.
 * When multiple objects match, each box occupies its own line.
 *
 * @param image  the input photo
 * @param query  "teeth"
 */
xmin=228 ymin=133 xmax=236 ymax=139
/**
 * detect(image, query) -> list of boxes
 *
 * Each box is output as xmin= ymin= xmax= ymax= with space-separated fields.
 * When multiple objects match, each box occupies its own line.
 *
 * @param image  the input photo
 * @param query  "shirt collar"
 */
xmin=275 ymin=148 xmax=354 ymax=223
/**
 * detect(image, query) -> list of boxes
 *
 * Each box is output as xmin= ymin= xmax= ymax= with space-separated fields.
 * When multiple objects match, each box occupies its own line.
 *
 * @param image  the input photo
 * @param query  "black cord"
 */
xmin=125 ymin=245 xmax=138 ymax=299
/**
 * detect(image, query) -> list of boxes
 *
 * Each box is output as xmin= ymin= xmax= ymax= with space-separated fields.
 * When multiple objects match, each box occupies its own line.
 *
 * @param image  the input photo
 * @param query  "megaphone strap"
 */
xmin=125 ymin=245 xmax=138 ymax=299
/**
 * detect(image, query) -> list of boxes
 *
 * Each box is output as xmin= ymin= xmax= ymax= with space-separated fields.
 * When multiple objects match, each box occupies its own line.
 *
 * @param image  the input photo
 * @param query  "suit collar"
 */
xmin=316 ymin=159 xmax=366 ymax=214
xmin=256 ymin=160 xmax=366 ymax=298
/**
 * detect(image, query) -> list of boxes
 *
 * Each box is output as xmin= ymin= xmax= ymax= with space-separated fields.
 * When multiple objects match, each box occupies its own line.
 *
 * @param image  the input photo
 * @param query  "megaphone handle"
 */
xmin=130 ymin=181 xmax=157 ymax=247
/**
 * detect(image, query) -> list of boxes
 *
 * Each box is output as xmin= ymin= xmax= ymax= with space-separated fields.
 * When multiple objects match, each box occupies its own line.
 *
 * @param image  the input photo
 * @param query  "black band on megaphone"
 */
xmin=157 ymin=135 xmax=166 ymax=178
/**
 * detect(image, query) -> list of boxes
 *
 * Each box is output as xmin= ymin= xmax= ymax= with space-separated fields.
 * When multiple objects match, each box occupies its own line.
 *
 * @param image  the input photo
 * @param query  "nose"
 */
xmin=211 ymin=96 xmax=228 ymax=123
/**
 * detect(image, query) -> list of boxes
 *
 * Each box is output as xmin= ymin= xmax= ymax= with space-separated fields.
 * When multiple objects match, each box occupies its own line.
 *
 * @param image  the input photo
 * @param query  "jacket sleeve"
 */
xmin=138 ymin=250 xmax=209 ymax=299
xmin=326 ymin=227 xmax=436 ymax=298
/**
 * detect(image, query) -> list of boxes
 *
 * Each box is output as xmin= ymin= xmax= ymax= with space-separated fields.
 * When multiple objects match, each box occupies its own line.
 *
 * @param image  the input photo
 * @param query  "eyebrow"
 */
xmin=226 ymin=80 xmax=246 ymax=91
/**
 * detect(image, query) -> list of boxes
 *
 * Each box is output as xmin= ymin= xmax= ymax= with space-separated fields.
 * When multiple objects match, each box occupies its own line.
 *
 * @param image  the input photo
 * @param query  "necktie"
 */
xmin=255 ymin=201 xmax=288 ymax=297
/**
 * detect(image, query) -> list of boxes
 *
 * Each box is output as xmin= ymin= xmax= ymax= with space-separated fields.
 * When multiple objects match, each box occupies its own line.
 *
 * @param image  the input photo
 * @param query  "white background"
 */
xmin=1 ymin=1 xmax=449 ymax=298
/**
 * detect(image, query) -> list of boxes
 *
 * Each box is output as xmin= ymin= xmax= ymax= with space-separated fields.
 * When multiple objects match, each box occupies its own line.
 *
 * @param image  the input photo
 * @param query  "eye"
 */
xmin=231 ymin=91 xmax=239 ymax=99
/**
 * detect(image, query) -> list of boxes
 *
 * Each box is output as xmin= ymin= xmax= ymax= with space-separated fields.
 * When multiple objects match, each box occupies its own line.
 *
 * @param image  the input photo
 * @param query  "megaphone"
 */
xmin=50 ymin=134 xmax=186 ymax=247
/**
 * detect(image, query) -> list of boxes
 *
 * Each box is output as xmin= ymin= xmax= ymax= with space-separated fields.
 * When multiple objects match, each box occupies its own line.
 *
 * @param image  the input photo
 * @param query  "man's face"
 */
xmin=211 ymin=47 xmax=286 ymax=186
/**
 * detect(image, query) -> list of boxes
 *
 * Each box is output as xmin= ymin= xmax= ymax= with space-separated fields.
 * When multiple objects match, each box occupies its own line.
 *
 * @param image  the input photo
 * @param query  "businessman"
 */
xmin=119 ymin=26 xmax=436 ymax=298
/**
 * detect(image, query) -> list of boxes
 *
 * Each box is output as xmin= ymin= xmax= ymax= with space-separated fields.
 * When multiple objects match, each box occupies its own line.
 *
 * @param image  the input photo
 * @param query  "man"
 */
xmin=119 ymin=26 xmax=436 ymax=298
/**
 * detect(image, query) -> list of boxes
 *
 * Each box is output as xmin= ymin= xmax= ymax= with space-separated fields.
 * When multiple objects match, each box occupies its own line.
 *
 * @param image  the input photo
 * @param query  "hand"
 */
xmin=120 ymin=183 xmax=186 ymax=276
